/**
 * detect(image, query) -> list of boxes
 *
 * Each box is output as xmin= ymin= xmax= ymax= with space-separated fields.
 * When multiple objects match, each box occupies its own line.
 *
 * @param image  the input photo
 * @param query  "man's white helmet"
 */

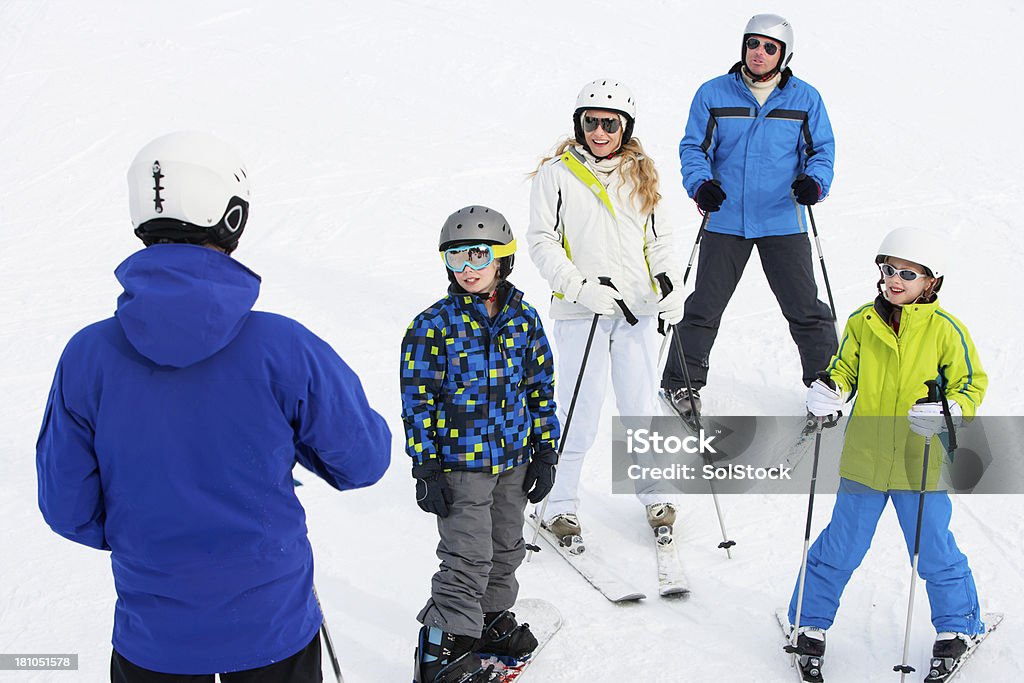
xmin=573 ymin=79 xmax=636 ymax=147
xmin=128 ymin=131 xmax=251 ymax=253
xmin=875 ymin=227 xmax=946 ymax=280
xmin=743 ymin=13 xmax=794 ymax=69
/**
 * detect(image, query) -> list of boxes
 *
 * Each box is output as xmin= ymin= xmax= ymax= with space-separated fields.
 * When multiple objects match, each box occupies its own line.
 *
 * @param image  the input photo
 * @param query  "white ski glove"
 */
xmin=574 ymin=281 xmax=622 ymax=316
xmin=806 ymin=378 xmax=843 ymax=417
xmin=657 ymin=288 xmax=685 ymax=326
xmin=908 ymin=400 xmax=962 ymax=437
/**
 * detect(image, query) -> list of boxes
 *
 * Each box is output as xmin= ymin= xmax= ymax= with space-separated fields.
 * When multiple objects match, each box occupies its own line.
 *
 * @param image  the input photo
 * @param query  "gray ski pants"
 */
xmin=417 ymin=465 xmax=529 ymax=638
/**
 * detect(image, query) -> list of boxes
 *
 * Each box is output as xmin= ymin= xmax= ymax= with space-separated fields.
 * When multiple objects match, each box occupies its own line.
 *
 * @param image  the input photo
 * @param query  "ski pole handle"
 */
xmin=598 ymin=276 xmax=638 ymax=326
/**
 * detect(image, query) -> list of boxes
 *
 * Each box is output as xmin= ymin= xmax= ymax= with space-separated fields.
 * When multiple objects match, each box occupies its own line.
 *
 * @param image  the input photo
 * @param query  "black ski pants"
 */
xmin=662 ymin=231 xmax=837 ymax=390
xmin=110 ymin=631 xmax=321 ymax=683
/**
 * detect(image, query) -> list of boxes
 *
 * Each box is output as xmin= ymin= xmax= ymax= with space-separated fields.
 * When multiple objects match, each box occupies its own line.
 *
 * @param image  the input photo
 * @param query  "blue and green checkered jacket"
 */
xmin=400 ymin=281 xmax=559 ymax=473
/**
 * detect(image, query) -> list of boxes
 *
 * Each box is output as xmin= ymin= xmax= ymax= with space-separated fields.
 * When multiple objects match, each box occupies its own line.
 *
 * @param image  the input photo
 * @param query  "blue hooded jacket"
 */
xmin=36 ymin=244 xmax=391 ymax=674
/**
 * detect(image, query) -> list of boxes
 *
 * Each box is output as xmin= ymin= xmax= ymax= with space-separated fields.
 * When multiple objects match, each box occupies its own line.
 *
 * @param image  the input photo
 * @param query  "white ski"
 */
xmin=484 ymin=598 xmax=562 ymax=682
xmin=528 ymin=520 xmax=646 ymax=603
xmin=653 ymin=526 xmax=690 ymax=598
xmin=925 ymin=612 xmax=1003 ymax=682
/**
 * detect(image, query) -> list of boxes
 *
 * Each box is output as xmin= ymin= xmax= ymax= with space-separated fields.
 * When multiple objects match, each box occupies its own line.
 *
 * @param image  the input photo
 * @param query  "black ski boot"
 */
xmin=785 ymin=627 xmax=825 ymax=683
xmin=474 ymin=610 xmax=538 ymax=664
xmin=924 ymin=632 xmax=976 ymax=682
xmin=414 ymin=625 xmax=495 ymax=683
xmin=666 ymin=387 xmax=701 ymax=419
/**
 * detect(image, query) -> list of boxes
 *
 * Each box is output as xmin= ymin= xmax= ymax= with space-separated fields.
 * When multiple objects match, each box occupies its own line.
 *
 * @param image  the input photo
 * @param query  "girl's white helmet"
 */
xmin=875 ymin=227 xmax=946 ymax=279
xmin=128 ymin=131 xmax=251 ymax=253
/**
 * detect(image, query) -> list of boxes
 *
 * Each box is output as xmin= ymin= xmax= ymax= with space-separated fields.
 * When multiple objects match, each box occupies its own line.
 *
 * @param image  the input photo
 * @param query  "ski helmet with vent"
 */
xmin=742 ymin=14 xmax=794 ymax=70
xmin=128 ymin=131 xmax=251 ymax=254
xmin=875 ymin=227 xmax=946 ymax=293
xmin=573 ymin=79 xmax=636 ymax=147
xmin=439 ymin=205 xmax=516 ymax=280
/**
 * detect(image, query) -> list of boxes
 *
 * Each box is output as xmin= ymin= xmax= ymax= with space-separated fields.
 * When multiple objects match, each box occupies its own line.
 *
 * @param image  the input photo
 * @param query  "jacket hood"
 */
xmin=115 ymin=244 xmax=261 ymax=368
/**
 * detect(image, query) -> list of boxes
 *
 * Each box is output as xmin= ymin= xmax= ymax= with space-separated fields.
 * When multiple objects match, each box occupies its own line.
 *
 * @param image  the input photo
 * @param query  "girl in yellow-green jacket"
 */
xmin=786 ymin=227 xmax=988 ymax=680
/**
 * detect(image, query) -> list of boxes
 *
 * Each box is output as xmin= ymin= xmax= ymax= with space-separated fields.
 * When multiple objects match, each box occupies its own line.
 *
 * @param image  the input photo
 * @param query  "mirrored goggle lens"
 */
xmin=444 ymin=244 xmax=494 ymax=272
xmin=879 ymin=263 xmax=925 ymax=281
xmin=745 ymin=37 xmax=779 ymax=56
xmin=582 ymin=116 xmax=621 ymax=134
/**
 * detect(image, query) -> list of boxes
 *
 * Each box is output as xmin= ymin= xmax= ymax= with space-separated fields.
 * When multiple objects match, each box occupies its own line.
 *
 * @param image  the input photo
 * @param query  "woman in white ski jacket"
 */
xmin=527 ymin=78 xmax=683 ymax=544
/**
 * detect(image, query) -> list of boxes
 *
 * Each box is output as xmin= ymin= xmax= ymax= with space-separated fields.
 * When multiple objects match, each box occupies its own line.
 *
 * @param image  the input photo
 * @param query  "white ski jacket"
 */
xmin=527 ymin=146 xmax=679 ymax=321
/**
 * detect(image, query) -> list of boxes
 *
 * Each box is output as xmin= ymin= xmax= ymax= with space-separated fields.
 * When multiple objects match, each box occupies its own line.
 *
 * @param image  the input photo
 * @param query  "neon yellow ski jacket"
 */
xmin=827 ymin=296 xmax=987 ymax=491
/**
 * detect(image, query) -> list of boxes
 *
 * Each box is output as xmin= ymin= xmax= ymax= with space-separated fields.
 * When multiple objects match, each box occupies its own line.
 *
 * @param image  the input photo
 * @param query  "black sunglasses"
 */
xmin=582 ymin=115 xmax=621 ymax=134
xmin=745 ymin=37 xmax=780 ymax=56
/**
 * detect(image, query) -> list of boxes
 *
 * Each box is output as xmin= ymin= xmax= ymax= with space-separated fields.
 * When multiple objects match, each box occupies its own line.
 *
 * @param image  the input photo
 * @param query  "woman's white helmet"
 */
xmin=743 ymin=13 xmax=794 ymax=69
xmin=573 ymin=79 xmax=636 ymax=147
xmin=128 ymin=131 xmax=251 ymax=253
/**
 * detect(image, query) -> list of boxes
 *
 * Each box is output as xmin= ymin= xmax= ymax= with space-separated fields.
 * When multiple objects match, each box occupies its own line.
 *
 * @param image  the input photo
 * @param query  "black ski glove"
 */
xmin=791 ymin=174 xmax=820 ymax=205
xmin=412 ymin=461 xmax=452 ymax=518
xmin=694 ymin=179 xmax=726 ymax=212
xmin=522 ymin=448 xmax=558 ymax=504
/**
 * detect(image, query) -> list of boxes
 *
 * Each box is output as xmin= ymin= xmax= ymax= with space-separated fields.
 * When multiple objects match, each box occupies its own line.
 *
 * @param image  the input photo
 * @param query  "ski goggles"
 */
xmin=879 ymin=263 xmax=929 ymax=281
xmin=582 ymin=115 xmax=621 ymax=134
xmin=745 ymin=37 xmax=780 ymax=56
xmin=441 ymin=241 xmax=516 ymax=272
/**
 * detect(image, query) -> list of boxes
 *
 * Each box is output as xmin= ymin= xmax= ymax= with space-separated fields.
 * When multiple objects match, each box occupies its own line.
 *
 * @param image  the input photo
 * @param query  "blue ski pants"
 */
xmin=788 ymin=478 xmax=983 ymax=635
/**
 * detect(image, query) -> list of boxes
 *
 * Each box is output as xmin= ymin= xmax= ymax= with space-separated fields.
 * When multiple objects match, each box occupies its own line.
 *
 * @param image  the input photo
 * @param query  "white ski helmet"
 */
xmin=876 ymin=227 xmax=946 ymax=291
xmin=128 ymin=131 xmax=251 ymax=253
xmin=743 ymin=13 xmax=794 ymax=69
xmin=573 ymin=79 xmax=636 ymax=147
xmin=439 ymin=205 xmax=516 ymax=280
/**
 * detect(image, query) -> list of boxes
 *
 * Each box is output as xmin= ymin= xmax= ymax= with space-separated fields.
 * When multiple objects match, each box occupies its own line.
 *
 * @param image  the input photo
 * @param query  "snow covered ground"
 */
xmin=2 ymin=1 xmax=1022 ymax=681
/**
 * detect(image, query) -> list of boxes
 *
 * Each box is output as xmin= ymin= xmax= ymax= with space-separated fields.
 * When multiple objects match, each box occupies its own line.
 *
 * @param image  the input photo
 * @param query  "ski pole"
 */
xmin=682 ymin=211 xmax=709 ymax=288
xmin=657 ymin=273 xmax=735 ymax=558
xmin=893 ymin=380 xmax=941 ymax=681
xmin=656 ymin=211 xmax=708 ymax=365
xmin=785 ymin=372 xmax=834 ymax=656
xmin=313 ymin=585 xmax=345 ymax=683
xmin=527 ymin=278 xmax=636 ymax=560
xmin=803 ymin=195 xmax=837 ymax=323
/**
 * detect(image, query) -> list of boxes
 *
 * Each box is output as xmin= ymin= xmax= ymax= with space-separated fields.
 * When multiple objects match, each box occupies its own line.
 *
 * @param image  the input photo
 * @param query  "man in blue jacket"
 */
xmin=36 ymin=131 xmax=392 ymax=682
xmin=663 ymin=14 xmax=838 ymax=417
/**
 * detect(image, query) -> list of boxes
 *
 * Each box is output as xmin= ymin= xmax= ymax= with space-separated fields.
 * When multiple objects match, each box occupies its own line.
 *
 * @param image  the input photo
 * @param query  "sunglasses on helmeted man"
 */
xmin=879 ymin=263 xmax=929 ymax=281
xmin=745 ymin=37 xmax=780 ymax=56
xmin=582 ymin=116 xmax=621 ymax=134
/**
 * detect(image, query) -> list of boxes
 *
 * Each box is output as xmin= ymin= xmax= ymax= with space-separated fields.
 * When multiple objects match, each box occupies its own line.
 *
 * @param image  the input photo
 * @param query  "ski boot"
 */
xmin=414 ymin=625 xmax=495 ymax=683
xmin=646 ymin=503 xmax=677 ymax=546
xmin=543 ymin=513 xmax=585 ymax=555
xmin=785 ymin=626 xmax=825 ymax=683
xmin=666 ymin=387 xmax=701 ymax=419
xmin=474 ymin=609 xmax=538 ymax=665
xmin=924 ymin=632 xmax=977 ymax=682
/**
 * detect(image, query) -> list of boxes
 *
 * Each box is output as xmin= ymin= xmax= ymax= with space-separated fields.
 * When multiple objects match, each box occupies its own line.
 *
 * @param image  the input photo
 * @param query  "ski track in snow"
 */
xmin=1 ymin=2 xmax=1022 ymax=681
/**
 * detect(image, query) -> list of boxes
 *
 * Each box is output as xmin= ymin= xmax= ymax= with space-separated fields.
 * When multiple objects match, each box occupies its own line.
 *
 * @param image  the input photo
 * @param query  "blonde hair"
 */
xmin=529 ymin=137 xmax=662 ymax=216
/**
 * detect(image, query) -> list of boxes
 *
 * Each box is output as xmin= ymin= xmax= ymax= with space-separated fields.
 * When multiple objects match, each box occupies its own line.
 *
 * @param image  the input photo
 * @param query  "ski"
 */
xmin=653 ymin=525 xmax=690 ymax=598
xmin=481 ymin=599 xmax=562 ymax=682
xmin=528 ymin=517 xmax=646 ymax=602
xmin=923 ymin=612 xmax=1003 ymax=682
xmin=776 ymin=608 xmax=824 ymax=682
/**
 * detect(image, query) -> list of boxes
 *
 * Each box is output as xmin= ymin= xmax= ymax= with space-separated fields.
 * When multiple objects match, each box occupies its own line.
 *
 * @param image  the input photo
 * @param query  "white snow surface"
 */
xmin=2 ymin=2 xmax=1022 ymax=681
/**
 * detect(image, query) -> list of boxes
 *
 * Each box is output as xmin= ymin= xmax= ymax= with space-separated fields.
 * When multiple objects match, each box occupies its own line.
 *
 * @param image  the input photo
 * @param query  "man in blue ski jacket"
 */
xmin=662 ymin=13 xmax=838 ymax=417
xmin=35 ymin=131 xmax=392 ymax=682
